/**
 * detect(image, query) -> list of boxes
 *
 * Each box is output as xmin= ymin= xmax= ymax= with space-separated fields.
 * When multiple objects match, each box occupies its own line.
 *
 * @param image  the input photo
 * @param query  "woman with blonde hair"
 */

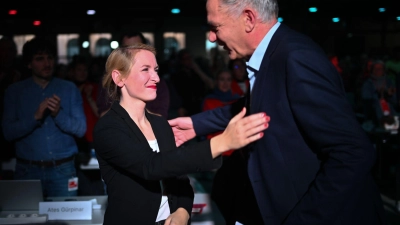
xmin=93 ymin=43 xmax=269 ymax=225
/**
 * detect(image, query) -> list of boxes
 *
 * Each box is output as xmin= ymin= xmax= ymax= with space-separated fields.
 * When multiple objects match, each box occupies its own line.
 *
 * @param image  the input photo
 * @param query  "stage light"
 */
xmin=309 ymin=7 xmax=317 ymax=13
xmin=82 ymin=41 xmax=90 ymax=48
xmin=9 ymin=10 xmax=17 ymax=15
xmin=110 ymin=41 xmax=119 ymax=49
xmin=171 ymin=8 xmax=180 ymax=14
xmin=378 ymin=8 xmax=386 ymax=13
xmin=87 ymin=10 xmax=96 ymax=15
xmin=278 ymin=17 xmax=283 ymax=22
xmin=33 ymin=20 xmax=41 ymax=26
xmin=332 ymin=17 xmax=340 ymax=23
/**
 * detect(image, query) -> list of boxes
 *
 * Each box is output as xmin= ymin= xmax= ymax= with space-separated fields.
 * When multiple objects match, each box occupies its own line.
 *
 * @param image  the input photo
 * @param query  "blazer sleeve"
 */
xmin=93 ymin=114 xmax=222 ymax=181
xmin=283 ymin=49 xmax=376 ymax=223
xmin=192 ymin=96 xmax=246 ymax=136
xmin=163 ymin=176 xmax=194 ymax=217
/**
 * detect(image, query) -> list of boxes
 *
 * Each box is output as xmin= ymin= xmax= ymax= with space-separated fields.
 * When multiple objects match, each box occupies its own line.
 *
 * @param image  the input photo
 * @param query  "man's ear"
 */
xmin=243 ymin=8 xmax=257 ymax=32
xmin=112 ymin=70 xmax=124 ymax=87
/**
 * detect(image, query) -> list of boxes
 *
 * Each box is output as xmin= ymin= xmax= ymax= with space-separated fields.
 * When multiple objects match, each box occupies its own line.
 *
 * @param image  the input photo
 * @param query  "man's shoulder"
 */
xmin=6 ymin=77 xmax=31 ymax=91
xmin=271 ymin=25 xmax=323 ymax=56
xmin=273 ymin=24 xmax=316 ymax=46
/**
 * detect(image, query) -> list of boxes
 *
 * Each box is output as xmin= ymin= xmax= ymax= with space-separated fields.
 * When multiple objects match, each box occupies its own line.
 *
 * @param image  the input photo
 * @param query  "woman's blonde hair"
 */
xmin=102 ymin=43 xmax=156 ymax=102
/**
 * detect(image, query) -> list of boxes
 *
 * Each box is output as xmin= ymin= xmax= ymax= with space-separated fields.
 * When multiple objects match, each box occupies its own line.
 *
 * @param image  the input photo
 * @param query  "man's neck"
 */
xmin=32 ymin=75 xmax=51 ymax=89
xmin=247 ymin=19 xmax=278 ymax=60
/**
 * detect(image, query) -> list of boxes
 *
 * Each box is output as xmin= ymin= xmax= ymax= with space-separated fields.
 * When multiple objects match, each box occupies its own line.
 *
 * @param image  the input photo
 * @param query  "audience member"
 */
xmin=228 ymin=58 xmax=249 ymax=97
xmin=386 ymin=48 xmax=400 ymax=108
xmin=54 ymin=63 xmax=70 ymax=80
xmin=69 ymin=55 xmax=105 ymax=196
xmin=158 ymin=54 xmax=185 ymax=120
xmin=170 ymin=48 xmax=215 ymax=116
xmin=70 ymin=56 xmax=99 ymax=151
xmin=362 ymin=60 xmax=398 ymax=128
xmin=2 ymin=37 xmax=86 ymax=197
xmin=88 ymin=56 xmax=106 ymax=83
xmin=93 ymin=43 xmax=268 ymax=224
xmin=0 ymin=36 xmax=22 ymax=178
xmin=202 ymin=69 xmax=241 ymax=156
xmin=210 ymin=47 xmax=228 ymax=75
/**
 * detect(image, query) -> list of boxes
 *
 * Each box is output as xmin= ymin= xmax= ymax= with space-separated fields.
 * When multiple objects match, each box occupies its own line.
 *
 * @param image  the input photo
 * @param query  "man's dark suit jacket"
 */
xmin=93 ymin=102 xmax=221 ymax=225
xmin=192 ymin=24 xmax=387 ymax=225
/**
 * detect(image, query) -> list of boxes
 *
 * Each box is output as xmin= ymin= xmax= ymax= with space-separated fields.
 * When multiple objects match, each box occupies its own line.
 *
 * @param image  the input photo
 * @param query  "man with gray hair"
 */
xmin=169 ymin=0 xmax=387 ymax=224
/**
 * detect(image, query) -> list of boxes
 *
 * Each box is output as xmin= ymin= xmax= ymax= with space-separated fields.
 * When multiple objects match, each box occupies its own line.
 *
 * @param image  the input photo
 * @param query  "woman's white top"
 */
xmin=148 ymin=139 xmax=171 ymax=222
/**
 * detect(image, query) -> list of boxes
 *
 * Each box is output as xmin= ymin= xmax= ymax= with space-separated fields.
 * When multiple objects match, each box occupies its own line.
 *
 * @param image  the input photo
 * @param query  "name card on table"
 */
xmin=39 ymin=201 xmax=92 ymax=220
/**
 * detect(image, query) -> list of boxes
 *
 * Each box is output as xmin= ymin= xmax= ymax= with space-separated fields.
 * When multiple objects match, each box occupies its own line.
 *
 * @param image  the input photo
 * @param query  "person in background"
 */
xmin=97 ymin=30 xmax=170 ymax=118
xmin=385 ymin=48 xmax=400 ymax=108
xmin=93 ymin=43 xmax=268 ymax=224
xmin=54 ymin=63 xmax=70 ymax=80
xmin=2 ymin=37 xmax=86 ymax=197
xmin=202 ymin=69 xmax=241 ymax=157
xmin=228 ymin=58 xmax=249 ymax=97
xmin=0 ymin=36 xmax=23 ymax=179
xmin=168 ymin=0 xmax=387 ymax=224
xmin=361 ymin=60 xmax=398 ymax=127
xmin=171 ymin=49 xmax=215 ymax=117
xmin=69 ymin=55 xmax=105 ymax=196
xmin=70 ymin=56 xmax=99 ymax=151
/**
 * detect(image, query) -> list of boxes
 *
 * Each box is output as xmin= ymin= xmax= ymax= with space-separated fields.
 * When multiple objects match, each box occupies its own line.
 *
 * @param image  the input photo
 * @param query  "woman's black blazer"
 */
xmin=93 ymin=102 xmax=221 ymax=225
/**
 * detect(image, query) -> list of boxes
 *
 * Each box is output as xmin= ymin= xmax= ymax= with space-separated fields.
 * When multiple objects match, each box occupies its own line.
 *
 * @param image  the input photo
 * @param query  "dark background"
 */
xmin=1 ymin=0 xmax=397 ymax=33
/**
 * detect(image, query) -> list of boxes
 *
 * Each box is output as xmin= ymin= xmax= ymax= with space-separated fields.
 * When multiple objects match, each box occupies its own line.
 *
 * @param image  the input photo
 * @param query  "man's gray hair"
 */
xmin=220 ymin=0 xmax=279 ymax=23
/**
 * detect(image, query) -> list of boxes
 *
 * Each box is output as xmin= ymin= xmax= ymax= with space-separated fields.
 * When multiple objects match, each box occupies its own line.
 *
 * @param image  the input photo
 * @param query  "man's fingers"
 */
xmin=52 ymin=94 xmax=61 ymax=101
xmin=168 ymin=118 xmax=176 ymax=126
xmin=47 ymin=101 xmax=58 ymax=109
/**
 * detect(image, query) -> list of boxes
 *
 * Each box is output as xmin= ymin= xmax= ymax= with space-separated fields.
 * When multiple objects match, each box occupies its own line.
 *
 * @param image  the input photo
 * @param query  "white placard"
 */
xmin=39 ymin=201 xmax=92 ymax=220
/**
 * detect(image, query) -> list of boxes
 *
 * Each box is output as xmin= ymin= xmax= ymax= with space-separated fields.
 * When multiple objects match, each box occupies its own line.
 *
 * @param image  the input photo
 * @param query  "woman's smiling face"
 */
xmin=122 ymin=50 xmax=160 ymax=102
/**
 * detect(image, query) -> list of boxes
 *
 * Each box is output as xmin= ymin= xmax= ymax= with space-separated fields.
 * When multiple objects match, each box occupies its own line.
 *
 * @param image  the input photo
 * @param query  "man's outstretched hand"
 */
xmin=168 ymin=108 xmax=270 ymax=150
xmin=168 ymin=117 xmax=196 ymax=147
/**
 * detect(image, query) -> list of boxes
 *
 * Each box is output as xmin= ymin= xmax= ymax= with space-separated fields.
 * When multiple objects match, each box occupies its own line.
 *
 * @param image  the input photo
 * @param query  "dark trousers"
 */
xmin=211 ymin=151 xmax=264 ymax=225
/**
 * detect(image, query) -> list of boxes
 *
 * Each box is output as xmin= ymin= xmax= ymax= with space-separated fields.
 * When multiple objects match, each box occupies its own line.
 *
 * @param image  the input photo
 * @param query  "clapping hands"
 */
xmin=35 ymin=94 xmax=61 ymax=120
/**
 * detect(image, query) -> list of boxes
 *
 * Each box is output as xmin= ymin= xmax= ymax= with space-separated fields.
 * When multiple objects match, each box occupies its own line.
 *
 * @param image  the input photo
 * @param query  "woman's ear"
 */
xmin=112 ymin=70 xmax=124 ymax=87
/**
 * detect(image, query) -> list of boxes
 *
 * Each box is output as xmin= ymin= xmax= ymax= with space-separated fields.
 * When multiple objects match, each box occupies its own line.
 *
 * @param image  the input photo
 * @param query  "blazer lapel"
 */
xmin=251 ymin=24 xmax=288 ymax=112
xmin=146 ymin=112 xmax=169 ymax=153
xmin=110 ymin=102 xmax=148 ymax=143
